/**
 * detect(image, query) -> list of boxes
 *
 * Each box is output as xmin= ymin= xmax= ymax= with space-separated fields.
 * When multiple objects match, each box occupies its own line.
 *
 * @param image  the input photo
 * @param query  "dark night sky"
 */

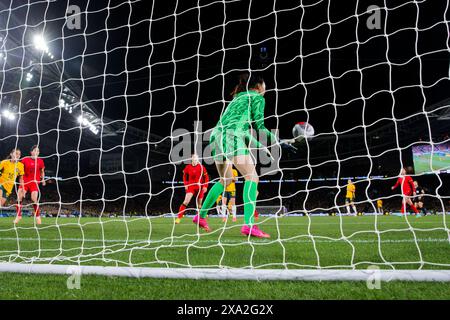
xmin=0 ymin=0 xmax=449 ymax=180
xmin=6 ymin=0 xmax=449 ymax=138
xmin=0 ymin=0 xmax=448 ymax=208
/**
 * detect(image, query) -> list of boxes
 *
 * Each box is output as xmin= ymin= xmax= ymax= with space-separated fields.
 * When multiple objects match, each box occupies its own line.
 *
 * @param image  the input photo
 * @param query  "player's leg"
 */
xmin=345 ymin=199 xmax=351 ymax=215
xmin=233 ymin=154 xmax=269 ymax=238
xmin=196 ymin=188 xmax=205 ymax=212
xmin=196 ymin=131 xmax=232 ymax=226
xmin=418 ymin=201 xmax=426 ymax=215
xmin=176 ymin=192 xmax=193 ymax=223
xmin=254 ymin=208 xmax=259 ymax=220
xmin=401 ymin=198 xmax=407 ymax=214
xmin=195 ymin=161 xmax=233 ymax=231
xmin=14 ymin=186 xmax=25 ymax=224
xmin=178 ymin=191 xmax=194 ymax=218
xmin=0 ymin=192 xmax=5 ymax=207
xmin=229 ymin=193 xmax=237 ymax=222
xmin=198 ymin=161 xmax=231 ymax=218
xmin=196 ymin=193 xmax=202 ymax=209
xmin=215 ymin=199 xmax=223 ymax=216
xmin=351 ymin=201 xmax=358 ymax=216
xmin=406 ymin=197 xmax=419 ymax=216
xmin=253 ymin=190 xmax=259 ymax=221
xmin=416 ymin=200 xmax=422 ymax=214
xmin=30 ymin=188 xmax=41 ymax=225
xmin=0 ymin=188 xmax=7 ymax=222
xmin=413 ymin=200 xmax=418 ymax=215
xmin=221 ymin=195 xmax=229 ymax=222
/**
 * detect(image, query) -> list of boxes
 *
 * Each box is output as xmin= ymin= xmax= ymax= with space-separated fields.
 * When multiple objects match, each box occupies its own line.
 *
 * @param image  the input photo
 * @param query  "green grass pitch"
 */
xmin=413 ymin=154 xmax=450 ymax=174
xmin=0 ymin=215 xmax=449 ymax=299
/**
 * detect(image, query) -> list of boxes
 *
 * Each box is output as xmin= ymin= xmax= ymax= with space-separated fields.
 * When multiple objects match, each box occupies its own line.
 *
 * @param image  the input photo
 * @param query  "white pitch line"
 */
xmin=0 ymin=220 xmax=446 ymax=233
xmin=0 ymin=237 xmax=448 ymax=244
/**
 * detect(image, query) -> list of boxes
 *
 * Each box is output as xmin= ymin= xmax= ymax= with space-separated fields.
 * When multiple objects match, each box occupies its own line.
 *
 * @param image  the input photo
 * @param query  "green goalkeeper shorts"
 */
xmin=209 ymin=129 xmax=250 ymax=161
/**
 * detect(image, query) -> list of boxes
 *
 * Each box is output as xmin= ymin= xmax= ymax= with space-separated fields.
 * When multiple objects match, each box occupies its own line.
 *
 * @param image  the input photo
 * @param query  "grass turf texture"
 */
xmin=1 ymin=273 xmax=450 ymax=299
xmin=0 ymin=215 xmax=449 ymax=299
xmin=413 ymin=153 xmax=450 ymax=174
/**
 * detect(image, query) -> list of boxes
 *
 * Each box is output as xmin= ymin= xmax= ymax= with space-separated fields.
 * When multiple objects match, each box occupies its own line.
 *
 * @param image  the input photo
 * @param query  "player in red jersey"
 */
xmin=175 ymin=154 xmax=209 ymax=225
xmin=254 ymin=191 xmax=260 ymax=220
xmin=16 ymin=145 xmax=45 ymax=225
xmin=391 ymin=168 xmax=420 ymax=216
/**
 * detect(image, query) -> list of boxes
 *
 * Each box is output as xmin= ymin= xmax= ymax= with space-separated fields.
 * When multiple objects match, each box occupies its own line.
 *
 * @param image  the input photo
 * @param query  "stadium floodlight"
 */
xmin=33 ymin=34 xmax=49 ymax=53
xmin=1 ymin=109 xmax=16 ymax=120
xmin=78 ymin=115 xmax=99 ymax=134
xmin=90 ymin=125 xmax=99 ymax=135
xmin=26 ymin=72 xmax=33 ymax=81
xmin=77 ymin=115 xmax=85 ymax=125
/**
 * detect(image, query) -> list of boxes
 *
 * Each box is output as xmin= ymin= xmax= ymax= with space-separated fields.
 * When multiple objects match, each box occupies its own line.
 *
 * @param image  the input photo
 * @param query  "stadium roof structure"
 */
xmin=1 ymin=1 xmax=448 ymax=178
xmin=427 ymin=97 xmax=450 ymax=121
xmin=0 ymin=4 xmax=172 ymax=159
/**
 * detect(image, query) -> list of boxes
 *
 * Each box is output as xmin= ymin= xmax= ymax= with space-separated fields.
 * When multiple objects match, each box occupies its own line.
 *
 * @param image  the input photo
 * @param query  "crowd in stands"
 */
xmin=7 ymin=175 xmax=448 ymax=218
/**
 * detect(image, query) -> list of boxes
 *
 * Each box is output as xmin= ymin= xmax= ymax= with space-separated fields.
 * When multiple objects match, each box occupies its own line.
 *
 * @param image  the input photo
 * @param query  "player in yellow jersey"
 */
xmin=376 ymin=199 xmax=383 ymax=214
xmin=345 ymin=179 xmax=357 ymax=216
xmin=220 ymin=168 xmax=238 ymax=222
xmin=215 ymin=194 xmax=223 ymax=216
xmin=0 ymin=149 xmax=25 ymax=223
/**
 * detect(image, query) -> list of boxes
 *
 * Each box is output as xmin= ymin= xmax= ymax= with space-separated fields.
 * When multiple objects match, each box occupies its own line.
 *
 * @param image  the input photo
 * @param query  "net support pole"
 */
xmin=1 ymin=263 xmax=450 ymax=281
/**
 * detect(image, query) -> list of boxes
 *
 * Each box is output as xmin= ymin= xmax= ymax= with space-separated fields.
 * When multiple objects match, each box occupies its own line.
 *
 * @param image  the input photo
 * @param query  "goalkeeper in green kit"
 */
xmin=193 ymin=73 xmax=295 ymax=238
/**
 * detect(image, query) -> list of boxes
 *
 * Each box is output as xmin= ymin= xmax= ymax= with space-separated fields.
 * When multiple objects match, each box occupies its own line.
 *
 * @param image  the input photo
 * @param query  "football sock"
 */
xmin=199 ymin=182 xmax=224 ymax=218
xmin=243 ymin=180 xmax=258 ymax=226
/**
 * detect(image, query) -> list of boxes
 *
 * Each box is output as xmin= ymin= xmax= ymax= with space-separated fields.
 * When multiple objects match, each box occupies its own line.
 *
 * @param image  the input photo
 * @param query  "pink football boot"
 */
xmin=240 ymin=225 xmax=270 ymax=238
xmin=193 ymin=214 xmax=211 ymax=232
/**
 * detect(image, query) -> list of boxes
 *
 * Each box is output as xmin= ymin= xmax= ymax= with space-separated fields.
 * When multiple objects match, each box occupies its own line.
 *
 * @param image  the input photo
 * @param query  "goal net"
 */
xmin=0 ymin=0 xmax=449 ymax=281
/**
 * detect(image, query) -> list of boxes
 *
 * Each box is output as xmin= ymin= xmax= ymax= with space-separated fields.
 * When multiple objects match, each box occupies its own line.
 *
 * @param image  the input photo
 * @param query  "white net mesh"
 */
xmin=0 ymin=0 xmax=449 ymax=278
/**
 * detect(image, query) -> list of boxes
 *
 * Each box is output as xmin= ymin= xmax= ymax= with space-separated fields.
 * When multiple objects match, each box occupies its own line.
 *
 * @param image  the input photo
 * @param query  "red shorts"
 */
xmin=186 ymin=185 xmax=205 ymax=199
xmin=402 ymin=191 xmax=413 ymax=197
xmin=20 ymin=182 xmax=40 ymax=194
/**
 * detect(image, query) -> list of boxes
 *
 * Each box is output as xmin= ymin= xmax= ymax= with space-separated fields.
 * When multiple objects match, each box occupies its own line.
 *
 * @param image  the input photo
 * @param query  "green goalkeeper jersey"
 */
xmin=209 ymin=90 xmax=278 ymax=160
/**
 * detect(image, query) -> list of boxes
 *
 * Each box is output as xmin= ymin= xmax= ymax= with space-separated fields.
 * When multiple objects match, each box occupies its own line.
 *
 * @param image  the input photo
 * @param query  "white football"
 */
xmin=292 ymin=122 xmax=315 ymax=142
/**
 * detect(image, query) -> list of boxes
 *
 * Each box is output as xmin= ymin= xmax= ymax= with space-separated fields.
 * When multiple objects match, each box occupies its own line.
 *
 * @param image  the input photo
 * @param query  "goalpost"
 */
xmin=0 ymin=0 xmax=449 ymax=282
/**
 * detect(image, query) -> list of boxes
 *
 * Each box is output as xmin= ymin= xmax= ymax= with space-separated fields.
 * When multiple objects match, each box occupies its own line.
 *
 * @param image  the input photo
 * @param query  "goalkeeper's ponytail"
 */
xmin=230 ymin=72 xmax=264 ymax=97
